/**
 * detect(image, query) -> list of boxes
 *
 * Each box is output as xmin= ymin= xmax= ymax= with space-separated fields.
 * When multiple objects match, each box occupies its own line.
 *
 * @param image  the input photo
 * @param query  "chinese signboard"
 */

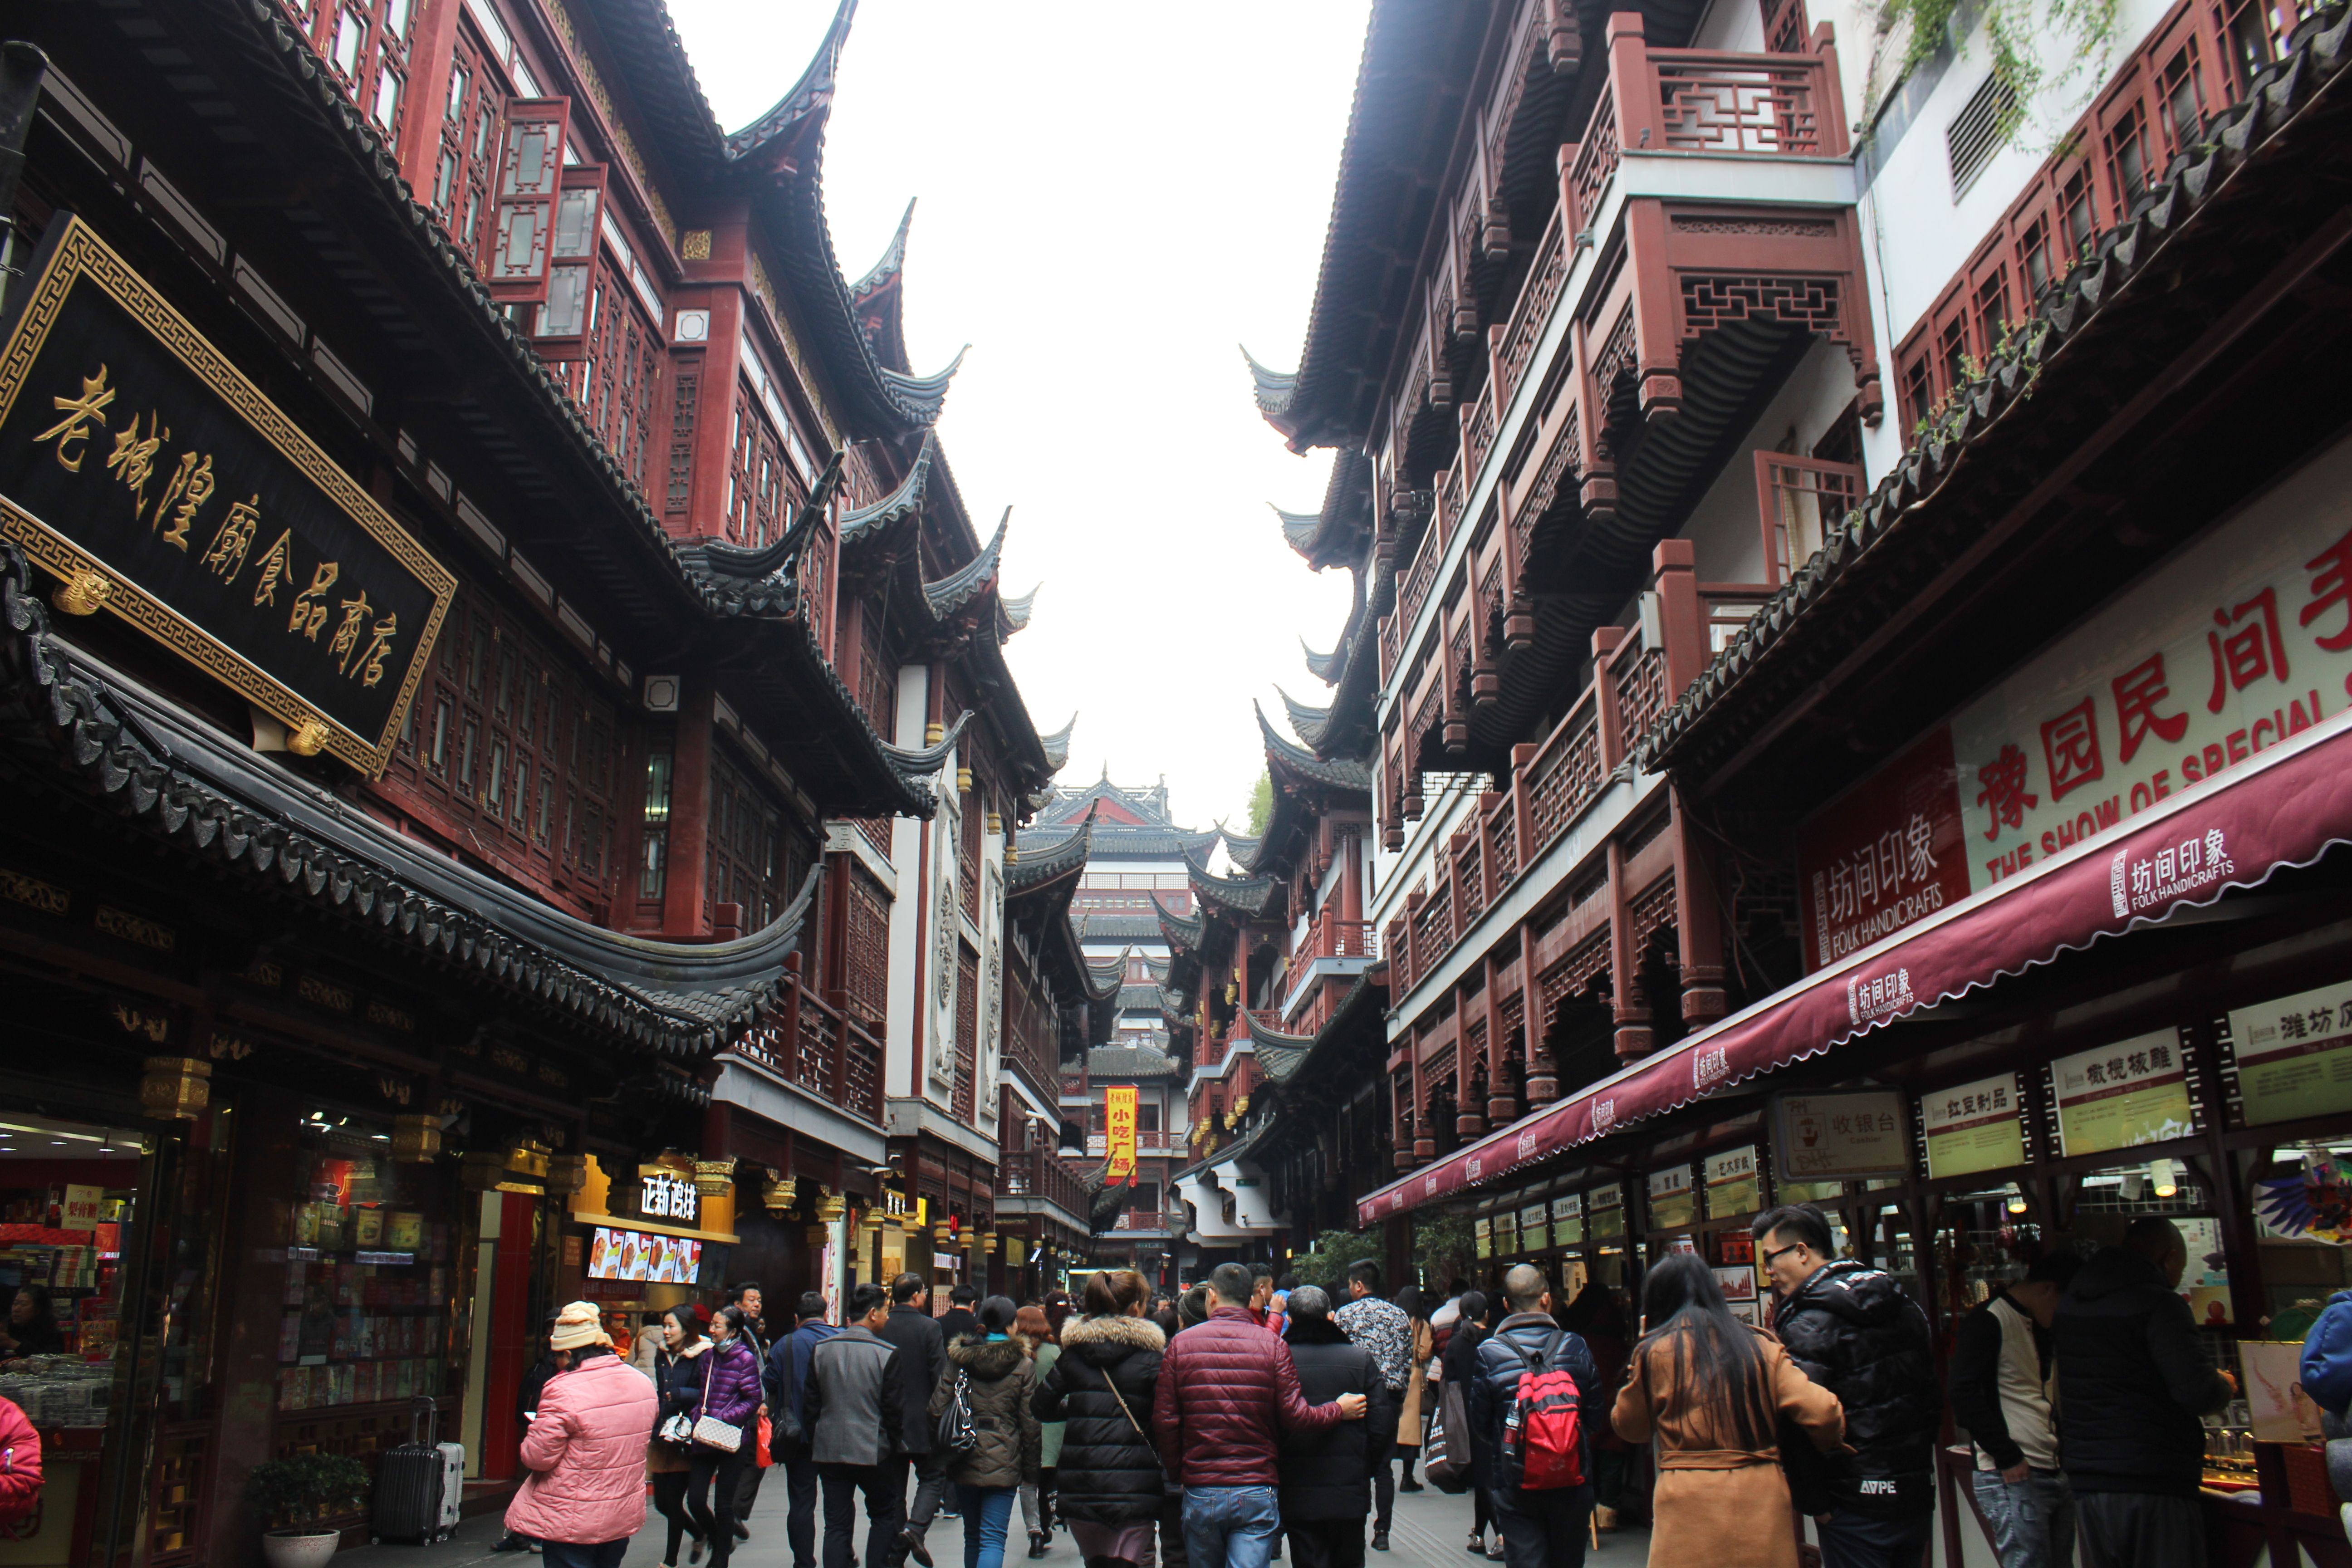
xmin=1775 ymin=1091 xmax=1909 ymax=1179
xmin=1552 ymin=1193 xmax=1583 ymax=1249
xmin=1705 ymin=1146 xmax=1761 ymax=1218
xmin=1588 ymin=1182 xmax=1626 ymax=1242
xmin=1106 ymin=1086 xmax=1139 ymax=1183
xmin=1475 ymin=1216 xmax=1492 ymax=1259
xmin=1922 ymin=1073 xmax=2027 ymax=1178
xmin=2053 ymin=1029 xmax=2195 ymax=1156
xmin=1493 ymin=1209 xmax=1518 ymax=1253
xmin=0 ymin=216 xmax=454 ymax=775
xmin=1797 ymin=441 xmax=2352 ymax=969
xmin=2230 ymin=979 xmax=2352 ymax=1127
xmin=1798 ymin=729 xmax=1971 ymax=970
xmin=641 ymin=1171 xmax=699 ymax=1224
xmin=1520 ymin=1204 xmax=1548 ymax=1248
xmin=60 ymin=1183 xmax=102 ymax=1230
xmin=1647 ymin=1164 xmax=1696 ymax=1230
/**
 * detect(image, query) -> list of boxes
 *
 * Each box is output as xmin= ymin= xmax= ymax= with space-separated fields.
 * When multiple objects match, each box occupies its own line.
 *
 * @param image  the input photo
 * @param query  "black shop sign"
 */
xmin=0 ymin=215 xmax=454 ymax=775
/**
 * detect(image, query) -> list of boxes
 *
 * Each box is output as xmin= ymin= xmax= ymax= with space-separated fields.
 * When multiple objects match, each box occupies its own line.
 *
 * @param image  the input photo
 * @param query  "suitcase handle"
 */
xmin=410 ymin=1394 xmax=438 ymax=1448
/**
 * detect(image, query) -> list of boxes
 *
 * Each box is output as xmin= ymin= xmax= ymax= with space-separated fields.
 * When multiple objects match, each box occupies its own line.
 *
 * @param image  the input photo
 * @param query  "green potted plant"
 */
xmin=245 ymin=1453 xmax=368 ymax=1568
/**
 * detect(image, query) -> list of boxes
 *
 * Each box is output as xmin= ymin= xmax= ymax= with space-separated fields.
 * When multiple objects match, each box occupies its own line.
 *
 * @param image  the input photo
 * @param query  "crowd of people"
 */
xmin=462 ymin=1203 xmax=2350 ymax=1568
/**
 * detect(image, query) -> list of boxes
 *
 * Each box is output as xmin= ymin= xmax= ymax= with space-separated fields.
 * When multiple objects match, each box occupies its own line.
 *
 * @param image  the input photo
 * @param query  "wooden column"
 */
xmin=684 ymin=207 xmax=750 ymax=542
xmin=659 ymin=682 xmax=714 ymax=936
xmin=396 ymin=0 xmax=464 ymax=202
xmin=1653 ymin=542 xmax=1728 ymax=1029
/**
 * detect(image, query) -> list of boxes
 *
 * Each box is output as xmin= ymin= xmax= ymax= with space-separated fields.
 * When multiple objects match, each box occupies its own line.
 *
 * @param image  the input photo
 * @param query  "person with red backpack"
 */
xmin=1466 ymin=1265 xmax=1599 ymax=1568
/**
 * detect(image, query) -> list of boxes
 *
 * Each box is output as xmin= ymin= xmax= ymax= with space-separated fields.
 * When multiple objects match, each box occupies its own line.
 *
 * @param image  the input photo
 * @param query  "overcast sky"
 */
xmin=667 ymin=0 xmax=1369 ymax=833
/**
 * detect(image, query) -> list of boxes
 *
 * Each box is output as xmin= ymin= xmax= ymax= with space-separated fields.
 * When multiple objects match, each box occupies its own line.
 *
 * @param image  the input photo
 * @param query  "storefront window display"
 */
xmin=275 ymin=1112 xmax=456 ymax=1415
xmin=0 ymin=1112 xmax=142 ymax=1425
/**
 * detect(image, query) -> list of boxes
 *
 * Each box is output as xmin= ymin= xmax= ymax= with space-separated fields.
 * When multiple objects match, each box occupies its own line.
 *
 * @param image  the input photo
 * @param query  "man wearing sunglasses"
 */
xmin=1752 ymin=1205 xmax=1940 ymax=1568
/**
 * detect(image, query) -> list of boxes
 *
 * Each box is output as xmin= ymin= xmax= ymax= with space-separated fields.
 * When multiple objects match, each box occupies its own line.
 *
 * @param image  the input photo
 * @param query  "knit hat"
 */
xmin=549 ymin=1300 xmax=611 ymax=1352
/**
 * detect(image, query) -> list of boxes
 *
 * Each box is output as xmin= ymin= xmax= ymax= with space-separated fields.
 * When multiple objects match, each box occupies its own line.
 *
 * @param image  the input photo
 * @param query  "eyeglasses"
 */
xmin=1760 ymin=1242 xmax=1808 ymax=1268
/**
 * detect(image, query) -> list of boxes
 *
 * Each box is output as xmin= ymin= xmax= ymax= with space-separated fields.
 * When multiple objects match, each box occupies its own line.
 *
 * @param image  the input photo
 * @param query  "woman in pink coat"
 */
xmin=0 ymin=1394 xmax=39 ymax=1526
xmin=506 ymin=1301 xmax=661 ymax=1568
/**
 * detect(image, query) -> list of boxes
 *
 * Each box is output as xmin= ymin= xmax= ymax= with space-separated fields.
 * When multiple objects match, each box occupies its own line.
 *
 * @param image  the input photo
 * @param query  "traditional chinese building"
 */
xmin=1245 ymin=0 xmax=2352 ymax=1559
xmin=0 ymin=0 xmax=1059 ymax=1556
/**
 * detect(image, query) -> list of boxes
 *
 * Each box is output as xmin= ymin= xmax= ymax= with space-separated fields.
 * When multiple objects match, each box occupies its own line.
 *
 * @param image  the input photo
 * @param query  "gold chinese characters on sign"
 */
xmin=0 ymin=216 xmax=454 ymax=775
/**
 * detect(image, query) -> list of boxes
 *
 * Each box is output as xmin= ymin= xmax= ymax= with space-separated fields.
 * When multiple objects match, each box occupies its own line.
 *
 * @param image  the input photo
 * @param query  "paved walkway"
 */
xmin=338 ymin=1481 xmax=1652 ymax=1568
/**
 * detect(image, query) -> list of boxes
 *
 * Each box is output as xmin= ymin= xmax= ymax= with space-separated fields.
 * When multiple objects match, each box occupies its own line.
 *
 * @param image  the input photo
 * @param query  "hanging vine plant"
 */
xmin=1872 ymin=0 xmax=2123 ymax=147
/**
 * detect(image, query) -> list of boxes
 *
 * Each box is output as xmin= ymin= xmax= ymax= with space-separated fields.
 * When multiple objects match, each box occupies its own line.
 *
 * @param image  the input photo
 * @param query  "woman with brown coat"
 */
xmin=1609 ymin=1254 xmax=1846 ymax=1568
xmin=1391 ymin=1290 xmax=1436 ymax=1492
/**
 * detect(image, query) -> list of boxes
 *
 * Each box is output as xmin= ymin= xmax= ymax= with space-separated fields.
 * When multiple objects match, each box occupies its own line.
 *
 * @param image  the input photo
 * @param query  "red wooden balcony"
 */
xmin=1003 ymin=1145 xmax=1088 ymax=1220
xmin=734 ymin=958 xmax=884 ymax=1126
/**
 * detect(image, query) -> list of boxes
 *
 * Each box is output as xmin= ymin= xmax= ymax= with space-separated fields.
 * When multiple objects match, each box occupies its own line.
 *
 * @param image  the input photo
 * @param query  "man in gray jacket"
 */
xmin=807 ymin=1284 xmax=907 ymax=1568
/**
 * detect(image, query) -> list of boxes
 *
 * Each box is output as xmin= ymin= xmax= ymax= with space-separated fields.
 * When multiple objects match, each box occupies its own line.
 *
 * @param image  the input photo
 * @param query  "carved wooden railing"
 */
xmin=736 ymin=966 xmax=885 ymax=1126
xmin=1524 ymin=687 xmax=1606 ymax=861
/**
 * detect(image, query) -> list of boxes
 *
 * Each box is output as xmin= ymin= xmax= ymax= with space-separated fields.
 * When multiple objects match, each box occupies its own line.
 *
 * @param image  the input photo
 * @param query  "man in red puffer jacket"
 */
xmin=1153 ymin=1263 xmax=1368 ymax=1568
xmin=0 ymin=1394 xmax=39 ymax=1527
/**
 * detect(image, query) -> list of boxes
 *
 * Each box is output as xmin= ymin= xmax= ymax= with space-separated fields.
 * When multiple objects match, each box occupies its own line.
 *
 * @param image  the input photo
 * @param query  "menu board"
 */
xmin=1551 ymin=1194 xmax=1583 ymax=1249
xmin=1492 ymin=1211 xmax=1518 ymax=1255
xmin=1588 ymin=1183 xmax=1626 ymax=1242
xmin=1706 ymin=1147 xmax=1761 ymax=1219
xmin=587 ymin=1225 xmax=702 ymax=1284
xmin=1648 ymin=1165 xmax=1696 ymax=1231
xmin=2230 ymin=980 xmax=2352 ymax=1126
xmin=1474 ymin=1216 xmax=1492 ymax=1259
xmin=1520 ymin=1204 xmax=1549 ymax=1249
xmin=2053 ymin=1030 xmax=2195 ymax=1156
xmin=1923 ymin=1073 xmax=2028 ymax=1178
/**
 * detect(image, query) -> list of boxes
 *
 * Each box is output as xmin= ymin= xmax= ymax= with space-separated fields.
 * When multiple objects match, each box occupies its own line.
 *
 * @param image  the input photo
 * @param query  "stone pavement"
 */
xmin=336 ymin=1480 xmax=1652 ymax=1568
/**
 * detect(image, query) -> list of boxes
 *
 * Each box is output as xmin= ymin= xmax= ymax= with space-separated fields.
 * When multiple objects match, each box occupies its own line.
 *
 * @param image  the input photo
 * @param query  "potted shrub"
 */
xmin=245 ymin=1453 xmax=368 ymax=1568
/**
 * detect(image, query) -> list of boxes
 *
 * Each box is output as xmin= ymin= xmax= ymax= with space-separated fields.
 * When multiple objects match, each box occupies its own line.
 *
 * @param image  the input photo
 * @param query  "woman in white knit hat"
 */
xmin=505 ymin=1300 xmax=662 ymax=1568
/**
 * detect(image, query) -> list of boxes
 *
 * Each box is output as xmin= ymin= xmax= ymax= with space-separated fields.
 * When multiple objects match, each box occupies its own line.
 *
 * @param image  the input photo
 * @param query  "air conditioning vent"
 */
xmin=1946 ymin=70 xmax=2021 ymax=200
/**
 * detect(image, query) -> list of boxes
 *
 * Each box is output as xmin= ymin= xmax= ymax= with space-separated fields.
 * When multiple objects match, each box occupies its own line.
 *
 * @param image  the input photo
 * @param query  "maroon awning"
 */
xmin=1359 ymin=712 xmax=2352 ymax=1223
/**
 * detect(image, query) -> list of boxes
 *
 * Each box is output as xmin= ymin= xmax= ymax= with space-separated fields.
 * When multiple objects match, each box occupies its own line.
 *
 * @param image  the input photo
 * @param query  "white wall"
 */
xmin=885 ymin=662 xmax=931 ymax=1098
xmin=1680 ymin=338 xmax=1872 ymax=584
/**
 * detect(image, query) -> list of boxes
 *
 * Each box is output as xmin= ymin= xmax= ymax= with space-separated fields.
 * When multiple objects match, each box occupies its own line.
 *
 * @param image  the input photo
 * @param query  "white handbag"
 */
xmin=688 ymin=1349 xmax=744 ymax=1453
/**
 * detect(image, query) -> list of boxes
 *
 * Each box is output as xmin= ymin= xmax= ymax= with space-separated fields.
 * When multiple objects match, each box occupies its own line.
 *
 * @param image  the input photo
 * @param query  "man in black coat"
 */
xmin=2054 ymin=1216 xmax=2236 ymax=1568
xmin=879 ymin=1273 xmax=950 ymax=1568
xmin=1754 ymin=1204 xmax=1940 ymax=1568
xmin=1278 ymin=1286 xmax=1398 ymax=1568
xmin=1467 ymin=1265 xmax=1598 ymax=1568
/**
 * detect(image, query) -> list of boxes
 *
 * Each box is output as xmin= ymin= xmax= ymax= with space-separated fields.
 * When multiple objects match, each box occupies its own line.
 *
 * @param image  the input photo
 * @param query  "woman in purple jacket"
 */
xmin=676 ymin=1304 xmax=767 ymax=1568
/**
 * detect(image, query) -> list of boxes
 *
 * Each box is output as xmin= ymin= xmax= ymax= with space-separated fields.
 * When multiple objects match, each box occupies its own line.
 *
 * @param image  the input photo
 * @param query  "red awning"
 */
xmin=1358 ymin=712 xmax=2352 ymax=1223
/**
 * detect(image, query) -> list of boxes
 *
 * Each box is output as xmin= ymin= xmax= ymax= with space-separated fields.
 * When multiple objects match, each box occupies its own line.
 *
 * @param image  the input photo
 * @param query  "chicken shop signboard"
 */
xmin=1800 ymin=442 xmax=2352 ymax=971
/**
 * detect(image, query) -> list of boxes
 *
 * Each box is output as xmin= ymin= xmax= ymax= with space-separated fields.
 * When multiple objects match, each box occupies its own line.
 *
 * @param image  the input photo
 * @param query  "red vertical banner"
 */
xmin=1106 ymin=1086 xmax=1138 ymax=1186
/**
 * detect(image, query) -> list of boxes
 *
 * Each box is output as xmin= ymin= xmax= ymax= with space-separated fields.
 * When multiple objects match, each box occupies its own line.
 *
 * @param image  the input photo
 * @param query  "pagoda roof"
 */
xmin=1145 ymin=952 xmax=1174 ymax=985
xmin=1117 ymin=983 xmax=1166 ymax=1011
xmin=1007 ymin=806 xmax=1093 ymax=892
xmin=1256 ymin=702 xmax=1373 ymax=794
xmin=8 ymin=557 xmax=825 ymax=1056
xmin=1001 ymin=585 xmax=1041 ymax=634
xmin=923 ymin=508 xmax=1007 ymax=618
xmin=851 ymin=197 xmax=916 ymax=373
xmin=1271 ymin=449 xmax=1377 ymax=572
xmin=1087 ymin=948 xmax=1130 ymax=988
xmin=1274 ymin=686 xmax=1334 ymax=751
xmin=1035 ymin=776 xmax=1208 ymax=837
xmin=1182 ymin=845 xmax=1279 ymax=919
xmin=1074 ymin=912 xmax=1168 ymax=943
xmin=1303 ymin=637 xmax=1346 ymax=684
xmin=1152 ymin=894 xmax=1206 ymax=952
xmin=1217 ymin=826 xmax=1265 ymax=874
xmin=1038 ymin=714 xmax=1077 ymax=773
xmin=1088 ymin=1044 xmax=1181 ymax=1080
xmin=841 ymin=432 xmax=936 ymax=545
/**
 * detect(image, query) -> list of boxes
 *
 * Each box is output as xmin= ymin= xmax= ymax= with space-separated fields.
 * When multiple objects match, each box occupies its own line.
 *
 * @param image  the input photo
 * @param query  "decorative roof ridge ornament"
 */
xmin=1253 ymin=700 xmax=1373 ymax=792
xmin=880 ymin=344 xmax=969 ymax=414
xmin=922 ymin=507 xmax=1007 ymax=619
xmin=1000 ymin=583 xmax=1042 ymax=634
xmin=1037 ymin=711 xmax=1076 ymax=771
xmin=878 ymin=707 xmax=971 ymax=774
xmin=851 ymin=196 xmax=916 ymax=301
xmin=1270 ymin=500 xmax=1322 ymax=554
xmin=690 ymin=449 xmax=847 ymax=580
xmin=1303 ymin=635 xmax=1346 ymax=685
xmin=1271 ymin=684 xmax=1332 ymax=749
xmin=840 ymin=431 xmax=935 ymax=544
xmin=1151 ymin=892 xmax=1205 ymax=951
xmin=1239 ymin=343 xmax=1298 ymax=417
xmin=722 ymin=0 xmax=857 ymax=160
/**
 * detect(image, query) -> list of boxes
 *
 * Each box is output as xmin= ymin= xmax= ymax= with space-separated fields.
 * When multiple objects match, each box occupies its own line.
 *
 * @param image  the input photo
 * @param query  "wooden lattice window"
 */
xmin=433 ymin=21 xmax=506 ymax=266
xmin=726 ymin=384 xmax=793 ymax=547
xmin=954 ymin=946 xmax=980 ymax=1123
xmin=844 ymin=867 xmax=891 ymax=1029
xmin=856 ymin=604 xmax=896 ymax=737
xmin=706 ymin=746 xmax=788 ymax=929
xmin=665 ymin=361 xmax=700 ymax=515
xmin=279 ymin=0 xmax=415 ymax=152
